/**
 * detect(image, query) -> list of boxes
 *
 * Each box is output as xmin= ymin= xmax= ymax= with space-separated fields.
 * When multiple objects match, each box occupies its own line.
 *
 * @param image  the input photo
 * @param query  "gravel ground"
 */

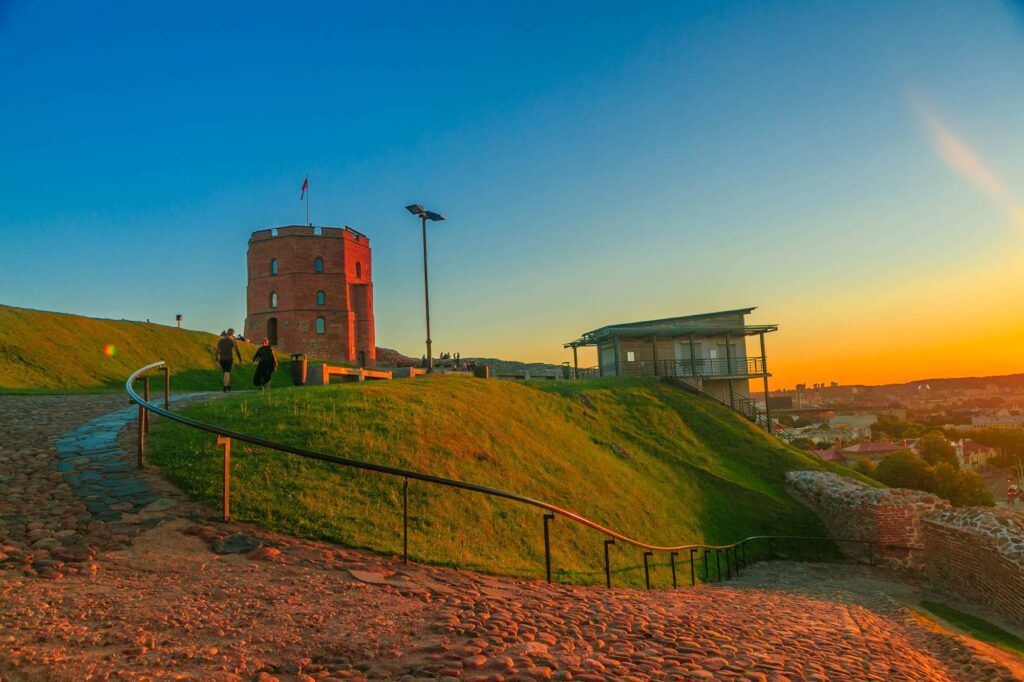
xmin=1 ymin=395 xmax=1021 ymax=681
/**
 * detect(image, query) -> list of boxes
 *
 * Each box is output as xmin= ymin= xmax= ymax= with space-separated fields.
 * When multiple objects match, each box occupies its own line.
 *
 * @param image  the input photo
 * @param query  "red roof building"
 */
xmin=811 ymin=447 xmax=846 ymax=462
xmin=839 ymin=441 xmax=905 ymax=457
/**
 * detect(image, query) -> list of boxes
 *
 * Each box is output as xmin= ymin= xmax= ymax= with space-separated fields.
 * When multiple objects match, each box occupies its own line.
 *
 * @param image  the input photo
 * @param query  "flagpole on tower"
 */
xmin=301 ymin=174 xmax=310 ymax=226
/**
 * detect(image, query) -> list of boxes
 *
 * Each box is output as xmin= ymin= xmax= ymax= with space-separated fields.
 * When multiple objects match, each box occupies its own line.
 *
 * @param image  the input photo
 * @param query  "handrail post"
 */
xmin=161 ymin=365 xmax=170 ymax=410
xmin=217 ymin=436 xmax=230 ymax=521
xmin=716 ymin=550 xmax=722 ymax=581
xmin=689 ymin=549 xmax=696 ymax=586
xmin=543 ymin=513 xmax=554 ymax=583
xmin=725 ymin=548 xmax=731 ymax=580
xmin=143 ymin=377 xmax=150 ymax=434
xmin=136 ymin=384 xmax=145 ymax=469
xmin=643 ymin=551 xmax=653 ymax=590
xmin=741 ymin=542 xmax=747 ymax=568
xmin=670 ymin=551 xmax=678 ymax=588
xmin=604 ymin=539 xmax=615 ymax=588
xmin=703 ymin=549 xmax=710 ymax=582
xmin=403 ymin=477 xmax=409 ymax=563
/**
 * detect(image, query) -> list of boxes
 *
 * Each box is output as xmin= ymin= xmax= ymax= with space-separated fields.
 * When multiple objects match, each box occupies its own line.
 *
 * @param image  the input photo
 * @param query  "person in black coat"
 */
xmin=252 ymin=338 xmax=277 ymax=393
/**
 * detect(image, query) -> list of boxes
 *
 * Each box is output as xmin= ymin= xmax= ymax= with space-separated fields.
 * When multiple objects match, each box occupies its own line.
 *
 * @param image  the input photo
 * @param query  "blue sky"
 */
xmin=2 ymin=1 xmax=1023 ymax=386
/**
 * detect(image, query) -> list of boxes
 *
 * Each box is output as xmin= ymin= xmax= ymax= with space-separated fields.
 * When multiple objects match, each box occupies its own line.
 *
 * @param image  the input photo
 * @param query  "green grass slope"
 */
xmin=0 ymin=304 xmax=293 ymax=393
xmin=148 ymin=375 xmax=869 ymax=586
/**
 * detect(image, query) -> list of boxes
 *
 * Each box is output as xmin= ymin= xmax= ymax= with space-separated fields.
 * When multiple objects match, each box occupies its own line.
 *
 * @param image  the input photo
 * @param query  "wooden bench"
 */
xmin=306 ymin=365 xmax=393 ymax=386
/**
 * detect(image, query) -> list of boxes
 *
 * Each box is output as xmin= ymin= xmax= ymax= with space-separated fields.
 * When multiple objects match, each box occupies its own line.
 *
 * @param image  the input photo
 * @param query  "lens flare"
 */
xmin=102 ymin=343 xmax=117 ymax=358
xmin=910 ymin=95 xmax=1024 ymax=231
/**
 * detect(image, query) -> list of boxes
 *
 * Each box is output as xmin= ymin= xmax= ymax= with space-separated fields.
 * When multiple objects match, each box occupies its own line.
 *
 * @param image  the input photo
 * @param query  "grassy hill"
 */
xmin=0 ymin=304 xmax=294 ymax=393
xmin=147 ymin=376 xmax=870 ymax=586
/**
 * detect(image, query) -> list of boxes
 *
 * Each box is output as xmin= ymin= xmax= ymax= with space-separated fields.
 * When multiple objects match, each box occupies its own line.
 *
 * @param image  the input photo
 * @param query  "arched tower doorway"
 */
xmin=267 ymin=317 xmax=278 ymax=346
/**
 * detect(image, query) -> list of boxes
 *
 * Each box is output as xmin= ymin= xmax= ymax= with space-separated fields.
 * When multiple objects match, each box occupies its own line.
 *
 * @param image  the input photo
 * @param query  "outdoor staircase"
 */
xmin=662 ymin=376 xmax=797 ymax=444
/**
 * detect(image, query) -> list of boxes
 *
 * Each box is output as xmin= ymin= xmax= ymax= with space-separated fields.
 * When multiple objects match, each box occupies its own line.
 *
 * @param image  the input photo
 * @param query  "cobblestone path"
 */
xmin=1 ymin=395 xmax=1021 ymax=681
xmin=55 ymin=394 xmax=202 ymax=522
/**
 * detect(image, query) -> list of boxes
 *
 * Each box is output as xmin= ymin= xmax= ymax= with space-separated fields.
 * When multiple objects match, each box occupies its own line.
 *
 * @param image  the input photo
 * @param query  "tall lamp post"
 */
xmin=405 ymin=204 xmax=446 ymax=371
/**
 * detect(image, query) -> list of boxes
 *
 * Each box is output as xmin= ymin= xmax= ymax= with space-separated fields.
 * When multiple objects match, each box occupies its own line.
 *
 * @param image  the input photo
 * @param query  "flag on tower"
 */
xmin=300 ymin=175 xmax=309 ymax=200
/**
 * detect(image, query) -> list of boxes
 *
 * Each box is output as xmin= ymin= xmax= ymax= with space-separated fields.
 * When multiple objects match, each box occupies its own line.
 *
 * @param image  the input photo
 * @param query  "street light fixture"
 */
xmin=406 ymin=203 xmax=446 ymax=370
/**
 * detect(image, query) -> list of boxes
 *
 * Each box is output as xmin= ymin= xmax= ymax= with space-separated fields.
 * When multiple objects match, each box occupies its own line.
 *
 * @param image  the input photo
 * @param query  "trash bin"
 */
xmin=290 ymin=353 xmax=307 ymax=386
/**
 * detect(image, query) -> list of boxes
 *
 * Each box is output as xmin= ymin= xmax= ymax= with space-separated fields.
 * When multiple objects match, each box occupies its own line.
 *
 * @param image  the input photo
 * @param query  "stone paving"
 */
xmin=54 ymin=393 xmax=203 ymax=522
xmin=1 ymin=395 xmax=1022 ymax=681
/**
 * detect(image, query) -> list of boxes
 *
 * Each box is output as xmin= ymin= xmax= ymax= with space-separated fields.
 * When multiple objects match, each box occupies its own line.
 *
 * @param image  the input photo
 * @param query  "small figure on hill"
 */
xmin=215 ymin=328 xmax=243 ymax=392
xmin=252 ymin=338 xmax=277 ymax=393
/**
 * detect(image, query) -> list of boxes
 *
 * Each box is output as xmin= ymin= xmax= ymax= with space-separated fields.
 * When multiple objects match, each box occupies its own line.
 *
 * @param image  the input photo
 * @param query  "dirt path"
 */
xmin=1 ymin=395 xmax=1021 ymax=681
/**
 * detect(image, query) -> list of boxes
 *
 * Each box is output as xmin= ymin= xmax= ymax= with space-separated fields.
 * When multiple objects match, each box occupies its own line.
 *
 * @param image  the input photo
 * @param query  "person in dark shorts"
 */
xmin=216 ymin=329 xmax=243 ymax=392
xmin=252 ymin=338 xmax=277 ymax=393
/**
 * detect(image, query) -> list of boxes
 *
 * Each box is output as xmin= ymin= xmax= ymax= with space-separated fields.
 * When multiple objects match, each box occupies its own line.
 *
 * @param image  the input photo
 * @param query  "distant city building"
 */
xmin=839 ymin=440 xmax=905 ymax=460
xmin=967 ymin=415 xmax=1024 ymax=431
xmin=955 ymin=439 xmax=999 ymax=471
xmin=811 ymin=446 xmax=846 ymax=462
xmin=245 ymin=225 xmax=375 ymax=366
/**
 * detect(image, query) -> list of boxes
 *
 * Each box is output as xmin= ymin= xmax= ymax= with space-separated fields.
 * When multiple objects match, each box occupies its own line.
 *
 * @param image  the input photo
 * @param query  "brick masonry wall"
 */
xmin=923 ymin=508 xmax=1024 ymax=623
xmin=785 ymin=471 xmax=949 ymax=569
xmin=786 ymin=471 xmax=1024 ymax=624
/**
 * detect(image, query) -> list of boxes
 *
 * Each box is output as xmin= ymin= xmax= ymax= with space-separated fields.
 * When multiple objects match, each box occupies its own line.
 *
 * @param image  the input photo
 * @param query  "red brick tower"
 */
xmin=244 ymin=225 xmax=375 ymax=366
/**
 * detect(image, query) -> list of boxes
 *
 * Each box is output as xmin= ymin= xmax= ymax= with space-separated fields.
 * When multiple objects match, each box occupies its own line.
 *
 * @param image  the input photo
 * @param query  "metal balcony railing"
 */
xmin=622 ymin=356 xmax=766 ymax=378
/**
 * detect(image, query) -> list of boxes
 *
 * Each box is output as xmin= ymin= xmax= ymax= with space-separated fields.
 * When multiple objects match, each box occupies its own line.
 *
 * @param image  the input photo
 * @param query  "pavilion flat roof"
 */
xmin=564 ymin=308 xmax=778 ymax=348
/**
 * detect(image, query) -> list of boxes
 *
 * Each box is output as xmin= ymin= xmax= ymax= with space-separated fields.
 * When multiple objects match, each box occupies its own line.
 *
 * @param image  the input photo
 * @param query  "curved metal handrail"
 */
xmin=126 ymin=361 xmax=736 ymax=552
xmin=126 ymin=361 xmax=922 ymax=564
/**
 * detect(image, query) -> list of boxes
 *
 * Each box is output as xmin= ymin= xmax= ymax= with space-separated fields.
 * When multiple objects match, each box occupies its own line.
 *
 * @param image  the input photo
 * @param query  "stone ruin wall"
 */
xmin=785 ymin=471 xmax=949 ymax=569
xmin=785 ymin=471 xmax=1024 ymax=624
xmin=923 ymin=507 xmax=1024 ymax=624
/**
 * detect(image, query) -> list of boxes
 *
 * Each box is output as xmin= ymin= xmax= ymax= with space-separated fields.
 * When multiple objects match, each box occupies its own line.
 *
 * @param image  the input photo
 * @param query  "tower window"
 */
xmin=314 ymin=257 xmax=323 ymax=273
xmin=355 ymin=261 xmax=362 ymax=279
xmin=270 ymin=258 xmax=277 ymax=275
xmin=316 ymin=290 xmax=325 ymax=306
xmin=315 ymin=317 xmax=325 ymax=335
xmin=270 ymin=291 xmax=278 ymax=308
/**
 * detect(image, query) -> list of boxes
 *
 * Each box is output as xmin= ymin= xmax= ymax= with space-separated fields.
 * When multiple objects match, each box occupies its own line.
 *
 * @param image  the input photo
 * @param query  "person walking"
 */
xmin=216 ymin=328 xmax=243 ymax=392
xmin=252 ymin=338 xmax=277 ymax=393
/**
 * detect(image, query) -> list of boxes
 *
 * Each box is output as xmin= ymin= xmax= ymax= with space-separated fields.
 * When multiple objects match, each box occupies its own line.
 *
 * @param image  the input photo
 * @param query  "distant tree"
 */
xmin=931 ymin=463 xmax=995 ymax=507
xmin=917 ymin=431 xmax=958 ymax=469
xmin=791 ymin=437 xmax=817 ymax=450
xmin=873 ymin=452 xmax=995 ymax=507
xmin=854 ymin=459 xmax=877 ymax=477
xmin=902 ymin=425 xmax=925 ymax=438
xmin=874 ymin=451 xmax=935 ymax=491
xmin=872 ymin=416 xmax=925 ymax=440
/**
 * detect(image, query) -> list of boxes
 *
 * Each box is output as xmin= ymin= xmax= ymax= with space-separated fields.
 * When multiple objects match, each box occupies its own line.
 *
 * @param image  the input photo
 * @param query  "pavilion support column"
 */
xmin=572 ymin=345 xmax=579 ymax=380
xmin=689 ymin=334 xmax=697 ymax=379
xmin=725 ymin=333 xmax=735 ymax=408
xmin=613 ymin=336 xmax=622 ymax=377
xmin=760 ymin=332 xmax=772 ymax=435
xmin=651 ymin=335 xmax=658 ymax=377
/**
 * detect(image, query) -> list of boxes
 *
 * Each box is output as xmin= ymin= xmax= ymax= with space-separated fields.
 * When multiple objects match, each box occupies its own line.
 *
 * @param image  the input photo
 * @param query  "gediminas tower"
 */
xmin=245 ymin=225 xmax=375 ymax=366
